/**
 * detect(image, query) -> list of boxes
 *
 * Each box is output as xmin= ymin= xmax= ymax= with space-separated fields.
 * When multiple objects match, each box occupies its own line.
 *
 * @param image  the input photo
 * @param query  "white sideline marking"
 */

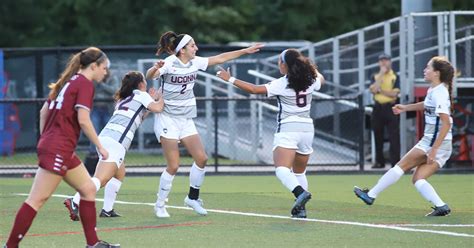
xmin=390 ymin=224 xmax=474 ymax=227
xmin=14 ymin=193 xmax=474 ymax=238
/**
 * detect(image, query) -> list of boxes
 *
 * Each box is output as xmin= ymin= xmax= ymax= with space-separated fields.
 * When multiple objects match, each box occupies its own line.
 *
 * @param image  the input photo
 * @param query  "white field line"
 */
xmin=13 ymin=193 xmax=474 ymax=238
xmin=390 ymin=224 xmax=474 ymax=227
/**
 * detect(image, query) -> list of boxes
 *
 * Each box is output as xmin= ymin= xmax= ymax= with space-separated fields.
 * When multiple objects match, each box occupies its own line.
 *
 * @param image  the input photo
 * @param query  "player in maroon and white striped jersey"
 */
xmin=5 ymin=47 xmax=120 ymax=248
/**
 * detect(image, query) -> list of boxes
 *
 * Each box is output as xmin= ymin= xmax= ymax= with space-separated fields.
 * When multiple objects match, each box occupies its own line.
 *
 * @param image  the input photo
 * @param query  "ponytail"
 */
xmin=48 ymin=47 xmax=107 ymax=100
xmin=430 ymin=56 xmax=455 ymax=113
xmin=114 ymin=71 xmax=144 ymax=101
xmin=283 ymin=49 xmax=317 ymax=92
xmin=156 ymin=31 xmax=187 ymax=56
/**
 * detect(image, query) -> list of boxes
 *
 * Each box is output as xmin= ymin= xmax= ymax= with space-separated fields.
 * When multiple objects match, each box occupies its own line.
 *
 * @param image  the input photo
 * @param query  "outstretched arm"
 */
xmin=146 ymin=60 xmax=165 ymax=80
xmin=216 ymin=67 xmax=267 ymax=94
xmin=392 ymin=101 xmax=424 ymax=115
xmin=208 ymin=43 xmax=264 ymax=66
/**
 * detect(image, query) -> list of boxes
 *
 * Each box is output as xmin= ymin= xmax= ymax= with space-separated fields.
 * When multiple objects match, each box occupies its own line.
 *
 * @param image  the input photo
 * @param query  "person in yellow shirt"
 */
xmin=370 ymin=53 xmax=400 ymax=168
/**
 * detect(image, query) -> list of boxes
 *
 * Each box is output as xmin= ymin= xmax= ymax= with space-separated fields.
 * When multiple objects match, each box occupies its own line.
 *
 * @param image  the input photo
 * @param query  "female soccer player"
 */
xmin=146 ymin=31 xmax=263 ymax=218
xmin=354 ymin=56 xmax=454 ymax=217
xmin=64 ymin=71 xmax=164 ymax=220
xmin=4 ymin=47 xmax=119 ymax=248
xmin=216 ymin=48 xmax=325 ymax=218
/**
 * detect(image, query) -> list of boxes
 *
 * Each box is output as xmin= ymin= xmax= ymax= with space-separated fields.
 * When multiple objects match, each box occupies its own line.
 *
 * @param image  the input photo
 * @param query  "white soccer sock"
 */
xmin=368 ymin=165 xmax=404 ymax=198
xmin=414 ymin=179 xmax=446 ymax=207
xmin=294 ymin=171 xmax=308 ymax=191
xmin=102 ymin=177 xmax=122 ymax=211
xmin=189 ymin=162 xmax=206 ymax=189
xmin=72 ymin=192 xmax=81 ymax=205
xmin=157 ymin=170 xmax=175 ymax=203
xmin=275 ymin=166 xmax=300 ymax=192
xmin=72 ymin=177 xmax=102 ymax=205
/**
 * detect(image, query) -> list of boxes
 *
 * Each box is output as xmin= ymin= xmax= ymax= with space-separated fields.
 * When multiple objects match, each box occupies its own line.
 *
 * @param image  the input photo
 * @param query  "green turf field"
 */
xmin=1 ymin=175 xmax=473 ymax=247
xmin=0 ymin=152 xmax=242 ymax=166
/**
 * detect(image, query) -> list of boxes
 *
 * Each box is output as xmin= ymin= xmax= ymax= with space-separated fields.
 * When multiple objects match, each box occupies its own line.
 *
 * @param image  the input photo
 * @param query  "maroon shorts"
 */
xmin=37 ymin=151 xmax=82 ymax=176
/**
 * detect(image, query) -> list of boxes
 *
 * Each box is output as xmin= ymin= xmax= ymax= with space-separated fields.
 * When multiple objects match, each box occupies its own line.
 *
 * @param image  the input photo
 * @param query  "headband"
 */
xmin=280 ymin=49 xmax=288 ymax=64
xmin=175 ymin=34 xmax=193 ymax=53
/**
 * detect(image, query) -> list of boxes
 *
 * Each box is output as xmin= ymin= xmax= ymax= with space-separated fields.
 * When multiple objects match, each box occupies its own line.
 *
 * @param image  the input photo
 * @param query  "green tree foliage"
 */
xmin=0 ymin=0 xmax=471 ymax=47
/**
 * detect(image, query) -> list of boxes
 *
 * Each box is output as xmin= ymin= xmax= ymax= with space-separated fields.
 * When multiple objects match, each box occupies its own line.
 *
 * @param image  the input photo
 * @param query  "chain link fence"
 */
xmin=0 ymin=96 xmax=367 ymax=173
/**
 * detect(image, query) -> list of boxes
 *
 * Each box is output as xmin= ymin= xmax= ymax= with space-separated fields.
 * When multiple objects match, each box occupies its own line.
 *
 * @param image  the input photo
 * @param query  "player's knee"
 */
xmin=195 ymin=155 xmax=208 ymax=166
xmin=78 ymin=182 xmax=97 ymax=200
xmin=167 ymin=166 xmax=179 ymax=175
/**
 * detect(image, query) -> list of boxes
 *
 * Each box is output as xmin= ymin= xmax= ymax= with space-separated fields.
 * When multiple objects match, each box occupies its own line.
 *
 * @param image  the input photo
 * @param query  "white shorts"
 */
xmin=272 ymin=131 xmax=314 ymax=155
xmin=414 ymin=135 xmax=452 ymax=168
xmin=97 ymin=136 xmax=126 ymax=168
xmin=154 ymin=113 xmax=198 ymax=142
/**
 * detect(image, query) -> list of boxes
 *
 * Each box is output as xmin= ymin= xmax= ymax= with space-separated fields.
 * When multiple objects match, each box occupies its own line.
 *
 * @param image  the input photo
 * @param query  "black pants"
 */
xmin=371 ymin=102 xmax=400 ymax=166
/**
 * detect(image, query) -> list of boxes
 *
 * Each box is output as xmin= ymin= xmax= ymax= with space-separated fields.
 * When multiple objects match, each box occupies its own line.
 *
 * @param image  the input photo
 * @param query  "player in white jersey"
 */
xmin=217 ymin=49 xmax=325 ymax=218
xmin=64 ymin=71 xmax=164 ymax=221
xmin=146 ymin=31 xmax=263 ymax=218
xmin=354 ymin=56 xmax=454 ymax=216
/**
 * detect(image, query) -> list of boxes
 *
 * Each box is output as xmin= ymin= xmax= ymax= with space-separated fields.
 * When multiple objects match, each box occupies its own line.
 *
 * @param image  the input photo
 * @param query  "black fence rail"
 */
xmin=1 ymin=96 xmax=473 ymax=175
xmin=0 ymin=97 xmax=367 ymax=170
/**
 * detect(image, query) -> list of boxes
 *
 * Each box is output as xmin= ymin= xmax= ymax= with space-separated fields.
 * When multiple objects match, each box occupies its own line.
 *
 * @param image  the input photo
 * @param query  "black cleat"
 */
xmin=64 ymin=198 xmax=80 ymax=221
xmin=426 ymin=204 xmax=451 ymax=217
xmin=99 ymin=209 xmax=121 ymax=218
xmin=291 ymin=191 xmax=311 ymax=216
xmin=86 ymin=240 xmax=120 ymax=248
xmin=292 ymin=205 xmax=307 ymax=219
xmin=353 ymin=186 xmax=375 ymax=205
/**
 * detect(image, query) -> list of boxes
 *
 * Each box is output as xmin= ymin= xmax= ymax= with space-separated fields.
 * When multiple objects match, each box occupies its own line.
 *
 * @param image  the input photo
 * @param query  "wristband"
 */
xmin=228 ymin=77 xmax=236 ymax=84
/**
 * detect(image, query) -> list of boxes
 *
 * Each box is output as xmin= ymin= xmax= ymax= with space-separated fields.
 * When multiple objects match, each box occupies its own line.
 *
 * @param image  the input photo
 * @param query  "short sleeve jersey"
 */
xmin=37 ymin=74 xmax=94 ymax=154
xmin=423 ymin=83 xmax=453 ymax=140
xmin=99 ymin=90 xmax=154 ymax=150
xmin=264 ymin=76 xmax=321 ymax=133
xmin=155 ymin=55 xmax=208 ymax=118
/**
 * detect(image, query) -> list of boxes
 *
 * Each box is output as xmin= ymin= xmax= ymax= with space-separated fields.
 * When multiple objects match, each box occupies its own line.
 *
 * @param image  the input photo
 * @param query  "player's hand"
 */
xmin=392 ymin=104 xmax=406 ymax=115
xmin=427 ymin=149 xmax=438 ymax=165
xmin=153 ymin=60 xmax=165 ymax=70
xmin=243 ymin=43 xmax=264 ymax=54
xmin=148 ymin=87 xmax=156 ymax=97
xmin=216 ymin=66 xmax=231 ymax=81
xmin=98 ymin=146 xmax=109 ymax=160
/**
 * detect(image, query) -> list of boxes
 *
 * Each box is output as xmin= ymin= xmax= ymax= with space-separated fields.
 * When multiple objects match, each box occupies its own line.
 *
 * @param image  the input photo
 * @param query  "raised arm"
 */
xmin=208 ymin=43 xmax=264 ymax=66
xmin=146 ymin=60 xmax=165 ymax=80
xmin=216 ymin=67 xmax=267 ymax=94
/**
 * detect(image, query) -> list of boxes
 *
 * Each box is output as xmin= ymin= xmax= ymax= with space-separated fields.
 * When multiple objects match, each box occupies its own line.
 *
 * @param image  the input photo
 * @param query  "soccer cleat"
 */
xmin=154 ymin=201 xmax=170 ymax=218
xmin=86 ymin=240 xmax=120 ymax=248
xmin=426 ymin=204 xmax=451 ymax=217
xmin=184 ymin=196 xmax=208 ymax=216
xmin=292 ymin=205 xmax=307 ymax=219
xmin=64 ymin=198 xmax=80 ymax=221
xmin=291 ymin=191 xmax=311 ymax=216
xmin=353 ymin=186 xmax=375 ymax=205
xmin=99 ymin=209 xmax=121 ymax=218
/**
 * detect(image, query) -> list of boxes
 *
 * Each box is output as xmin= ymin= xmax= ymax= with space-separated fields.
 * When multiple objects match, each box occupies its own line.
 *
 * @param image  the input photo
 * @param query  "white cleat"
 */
xmin=154 ymin=201 xmax=170 ymax=218
xmin=184 ymin=196 xmax=208 ymax=216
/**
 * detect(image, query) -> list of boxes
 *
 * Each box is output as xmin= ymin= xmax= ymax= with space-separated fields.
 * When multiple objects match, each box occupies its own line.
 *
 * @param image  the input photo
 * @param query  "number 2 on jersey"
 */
xmin=118 ymin=94 xmax=134 ymax=111
xmin=180 ymin=84 xmax=187 ymax=94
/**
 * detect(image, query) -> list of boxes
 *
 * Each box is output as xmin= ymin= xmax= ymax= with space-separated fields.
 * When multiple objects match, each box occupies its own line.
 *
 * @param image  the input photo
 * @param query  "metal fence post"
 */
xmin=358 ymin=94 xmax=365 ymax=171
xmin=213 ymin=96 xmax=219 ymax=173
